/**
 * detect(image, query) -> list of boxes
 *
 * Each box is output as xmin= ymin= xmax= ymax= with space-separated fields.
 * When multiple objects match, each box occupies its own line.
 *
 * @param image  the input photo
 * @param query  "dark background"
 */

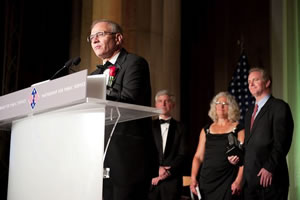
xmin=0 ymin=0 xmax=270 ymax=198
xmin=1 ymin=0 xmax=72 ymax=94
xmin=0 ymin=1 xmax=73 ymax=198
xmin=181 ymin=0 xmax=270 ymax=171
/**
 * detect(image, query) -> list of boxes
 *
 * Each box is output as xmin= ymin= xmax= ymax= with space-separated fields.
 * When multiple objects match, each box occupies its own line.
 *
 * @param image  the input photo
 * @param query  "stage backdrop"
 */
xmin=271 ymin=0 xmax=300 ymax=199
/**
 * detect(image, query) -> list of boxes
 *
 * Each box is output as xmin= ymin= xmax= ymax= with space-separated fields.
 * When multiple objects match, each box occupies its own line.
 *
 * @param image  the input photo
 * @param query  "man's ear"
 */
xmin=115 ymin=33 xmax=123 ymax=46
xmin=266 ymin=80 xmax=271 ymax=88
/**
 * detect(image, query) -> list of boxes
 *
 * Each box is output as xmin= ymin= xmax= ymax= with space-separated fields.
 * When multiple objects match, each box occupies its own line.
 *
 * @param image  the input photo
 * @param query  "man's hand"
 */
xmin=151 ymin=177 xmax=161 ymax=185
xmin=257 ymin=168 xmax=272 ymax=187
xmin=152 ymin=166 xmax=171 ymax=186
xmin=158 ymin=166 xmax=171 ymax=180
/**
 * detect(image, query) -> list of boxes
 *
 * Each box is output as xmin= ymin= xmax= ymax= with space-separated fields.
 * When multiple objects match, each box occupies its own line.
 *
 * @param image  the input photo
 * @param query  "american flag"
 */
xmin=228 ymin=52 xmax=255 ymax=123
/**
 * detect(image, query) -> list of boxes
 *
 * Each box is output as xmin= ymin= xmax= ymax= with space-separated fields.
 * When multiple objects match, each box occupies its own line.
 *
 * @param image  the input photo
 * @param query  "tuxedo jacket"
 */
xmin=91 ymin=48 xmax=151 ymax=106
xmin=152 ymin=118 xmax=187 ymax=182
xmin=244 ymin=96 xmax=294 ymax=190
xmin=91 ymin=48 xmax=156 ymax=186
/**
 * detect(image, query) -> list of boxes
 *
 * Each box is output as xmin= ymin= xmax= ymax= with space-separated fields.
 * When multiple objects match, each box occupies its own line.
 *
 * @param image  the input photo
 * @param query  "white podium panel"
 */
xmin=8 ymin=107 xmax=105 ymax=200
xmin=0 ymin=70 xmax=161 ymax=200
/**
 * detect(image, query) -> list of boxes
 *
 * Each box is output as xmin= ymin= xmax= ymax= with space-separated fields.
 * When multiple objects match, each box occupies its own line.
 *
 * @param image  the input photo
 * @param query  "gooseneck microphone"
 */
xmin=71 ymin=57 xmax=81 ymax=66
xmin=50 ymin=57 xmax=81 ymax=80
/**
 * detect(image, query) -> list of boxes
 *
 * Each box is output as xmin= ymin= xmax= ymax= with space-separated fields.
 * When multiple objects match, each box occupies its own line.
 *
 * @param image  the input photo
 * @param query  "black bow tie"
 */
xmin=97 ymin=61 xmax=113 ymax=71
xmin=159 ymin=119 xmax=171 ymax=124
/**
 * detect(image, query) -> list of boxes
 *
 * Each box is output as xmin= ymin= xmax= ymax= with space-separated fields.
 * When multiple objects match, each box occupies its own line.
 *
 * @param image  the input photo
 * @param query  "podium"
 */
xmin=0 ymin=70 xmax=160 ymax=200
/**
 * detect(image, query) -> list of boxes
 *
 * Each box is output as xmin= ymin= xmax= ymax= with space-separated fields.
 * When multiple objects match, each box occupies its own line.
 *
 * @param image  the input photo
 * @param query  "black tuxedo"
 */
xmin=148 ymin=118 xmax=187 ymax=200
xmin=91 ymin=48 xmax=151 ymax=106
xmin=243 ymin=96 xmax=294 ymax=199
xmin=91 ymin=48 xmax=156 ymax=200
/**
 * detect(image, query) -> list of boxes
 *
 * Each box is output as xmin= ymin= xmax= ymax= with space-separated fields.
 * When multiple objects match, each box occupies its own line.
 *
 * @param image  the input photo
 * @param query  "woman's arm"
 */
xmin=190 ymin=128 xmax=206 ymax=195
xmin=231 ymin=129 xmax=245 ymax=195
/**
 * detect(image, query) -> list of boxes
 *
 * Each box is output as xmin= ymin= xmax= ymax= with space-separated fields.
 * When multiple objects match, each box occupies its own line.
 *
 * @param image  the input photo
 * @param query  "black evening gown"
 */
xmin=199 ymin=124 xmax=243 ymax=200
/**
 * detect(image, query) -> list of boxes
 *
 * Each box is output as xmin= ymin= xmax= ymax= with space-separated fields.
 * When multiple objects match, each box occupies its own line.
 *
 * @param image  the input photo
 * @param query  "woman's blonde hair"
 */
xmin=208 ymin=91 xmax=240 ymax=122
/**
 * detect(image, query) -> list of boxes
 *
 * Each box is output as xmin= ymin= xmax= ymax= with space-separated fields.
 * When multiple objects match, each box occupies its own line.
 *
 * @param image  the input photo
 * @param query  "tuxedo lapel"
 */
xmin=115 ymin=48 xmax=127 ymax=67
xmin=113 ymin=49 xmax=128 ymax=83
xmin=153 ymin=120 xmax=164 ymax=160
xmin=109 ymin=49 xmax=127 ymax=86
xmin=164 ymin=119 xmax=175 ymax=158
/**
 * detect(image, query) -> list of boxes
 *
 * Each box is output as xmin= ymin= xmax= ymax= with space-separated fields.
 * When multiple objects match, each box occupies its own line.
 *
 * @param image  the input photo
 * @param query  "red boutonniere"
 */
xmin=108 ymin=66 xmax=118 ymax=87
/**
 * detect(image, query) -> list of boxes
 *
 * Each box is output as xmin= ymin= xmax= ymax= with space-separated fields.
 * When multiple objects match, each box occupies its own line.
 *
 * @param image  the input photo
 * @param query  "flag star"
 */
xmin=228 ymin=53 xmax=254 ymax=122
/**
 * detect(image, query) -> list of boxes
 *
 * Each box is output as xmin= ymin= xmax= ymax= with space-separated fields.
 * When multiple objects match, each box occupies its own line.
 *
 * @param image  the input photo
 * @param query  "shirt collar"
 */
xmin=256 ymin=94 xmax=270 ymax=110
xmin=159 ymin=116 xmax=172 ymax=121
xmin=105 ymin=51 xmax=120 ymax=65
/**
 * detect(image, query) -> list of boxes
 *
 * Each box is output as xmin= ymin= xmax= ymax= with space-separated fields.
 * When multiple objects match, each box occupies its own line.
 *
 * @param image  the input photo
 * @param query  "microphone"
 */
xmin=50 ymin=57 xmax=81 ymax=80
xmin=71 ymin=57 xmax=81 ymax=66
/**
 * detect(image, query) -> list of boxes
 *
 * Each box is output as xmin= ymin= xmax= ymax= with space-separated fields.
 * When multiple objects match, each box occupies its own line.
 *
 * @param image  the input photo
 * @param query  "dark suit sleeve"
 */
xmin=106 ymin=57 xmax=151 ymax=106
xmin=263 ymin=101 xmax=294 ymax=173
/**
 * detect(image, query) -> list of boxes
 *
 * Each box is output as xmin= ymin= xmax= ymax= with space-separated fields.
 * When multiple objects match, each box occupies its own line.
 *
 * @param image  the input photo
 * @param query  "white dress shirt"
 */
xmin=159 ymin=117 xmax=171 ymax=153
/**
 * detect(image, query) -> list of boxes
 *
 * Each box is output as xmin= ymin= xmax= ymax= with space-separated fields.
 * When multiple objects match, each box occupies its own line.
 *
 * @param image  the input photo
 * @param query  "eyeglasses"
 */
xmin=215 ymin=101 xmax=229 ymax=106
xmin=87 ymin=31 xmax=117 ymax=42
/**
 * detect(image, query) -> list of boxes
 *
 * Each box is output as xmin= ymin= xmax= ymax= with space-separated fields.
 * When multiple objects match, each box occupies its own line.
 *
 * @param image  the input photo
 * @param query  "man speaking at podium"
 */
xmin=88 ymin=19 xmax=156 ymax=200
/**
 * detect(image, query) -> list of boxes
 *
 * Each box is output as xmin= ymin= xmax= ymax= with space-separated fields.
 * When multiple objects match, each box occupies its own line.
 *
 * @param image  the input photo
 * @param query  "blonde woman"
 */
xmin=190 ymin=92 xmax=244 ymax=200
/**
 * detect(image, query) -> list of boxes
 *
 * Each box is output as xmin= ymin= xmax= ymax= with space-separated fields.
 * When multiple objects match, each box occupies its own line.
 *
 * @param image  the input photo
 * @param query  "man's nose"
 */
xmin=93 ymin=36 xmax=100 ymax=43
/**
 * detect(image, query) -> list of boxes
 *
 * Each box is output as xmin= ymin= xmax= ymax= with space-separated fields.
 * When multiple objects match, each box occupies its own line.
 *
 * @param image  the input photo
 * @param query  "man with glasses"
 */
xmin=88 ymin=19 xmax=156 ymax=200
